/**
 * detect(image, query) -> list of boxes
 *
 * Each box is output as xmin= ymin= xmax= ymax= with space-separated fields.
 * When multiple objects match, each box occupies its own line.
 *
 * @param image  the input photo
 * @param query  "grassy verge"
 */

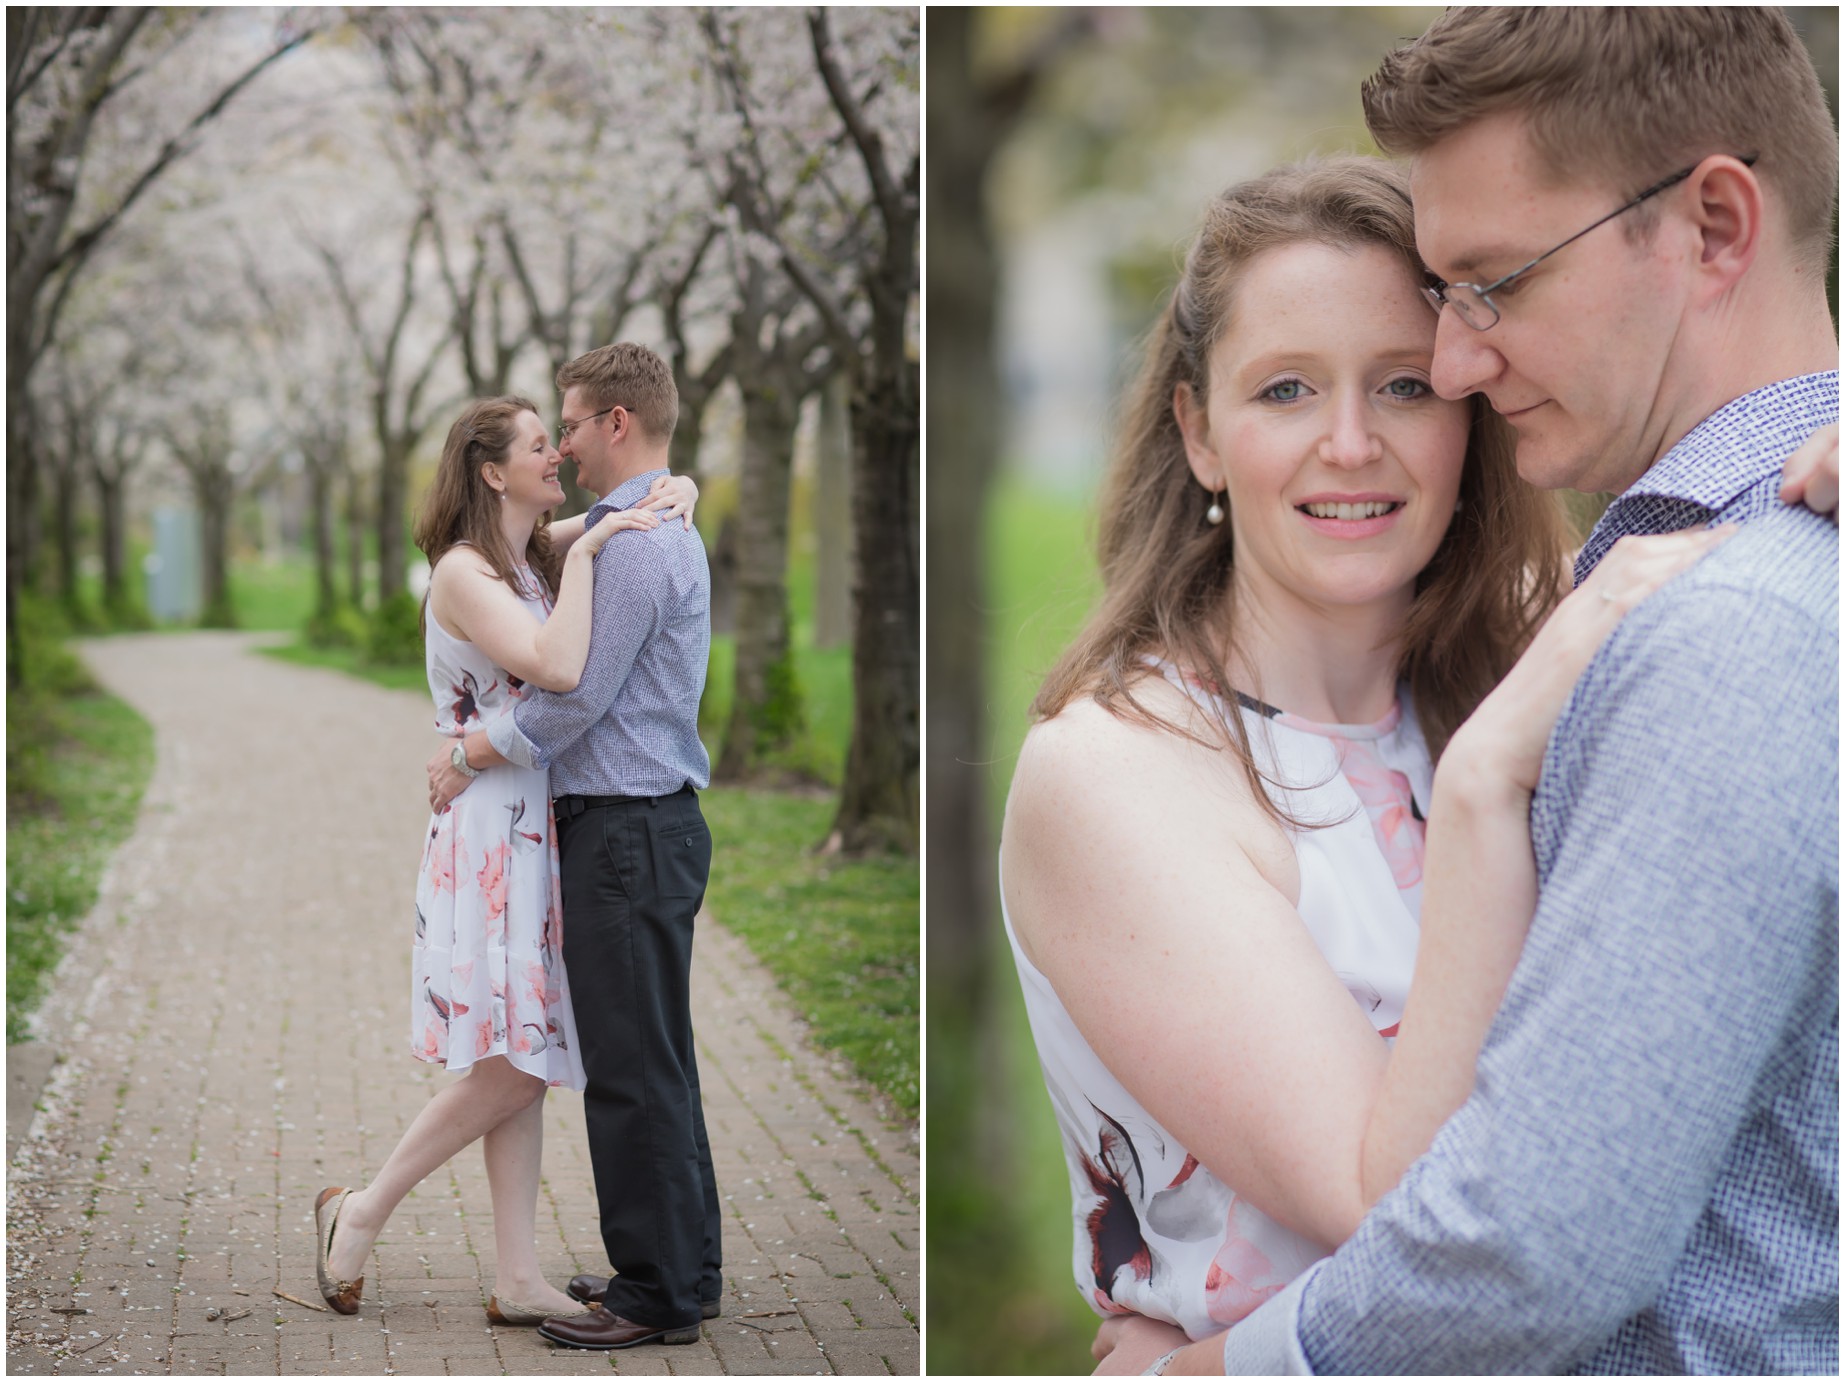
xmin=701 ymin=787 xmax=918 ymax=1119
xmin=259 ymin=640 xmax=431 ymax=693
xmin=7 ymin=601 xmax=155 ymax=1045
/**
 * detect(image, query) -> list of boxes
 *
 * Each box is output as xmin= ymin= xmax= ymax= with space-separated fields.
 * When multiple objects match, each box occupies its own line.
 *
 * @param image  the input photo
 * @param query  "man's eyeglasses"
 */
xmin=1422 ymin=154 xmax=1759 ymax=331
xmin=559 ymin=406 xmax=617 ymax=443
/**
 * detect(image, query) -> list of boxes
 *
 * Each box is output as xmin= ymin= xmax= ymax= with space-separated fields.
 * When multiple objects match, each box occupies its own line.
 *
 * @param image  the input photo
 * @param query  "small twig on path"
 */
xmin=69 ymin=1332 xmax=121 ymax=1355
xmin=47 ymin=1307 xmax=92 ymax=1315
xmin=739 ymin=1309 xmax=798 ymax=1318
xmin=272 ymin=1289 xmax=329 ymax=1313
xmin=220 ymin=1308 xmax=253 ymax=1323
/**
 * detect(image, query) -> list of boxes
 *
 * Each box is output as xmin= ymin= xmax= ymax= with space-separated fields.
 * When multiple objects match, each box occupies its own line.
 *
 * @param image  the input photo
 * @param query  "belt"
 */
xmin=552 ymin=784 xmax=693 ymax=820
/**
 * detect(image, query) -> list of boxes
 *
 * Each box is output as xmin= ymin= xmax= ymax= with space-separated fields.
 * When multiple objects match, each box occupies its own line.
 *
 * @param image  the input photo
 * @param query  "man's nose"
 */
xmin=1430 ymin=308 xmax=1502 ymax=401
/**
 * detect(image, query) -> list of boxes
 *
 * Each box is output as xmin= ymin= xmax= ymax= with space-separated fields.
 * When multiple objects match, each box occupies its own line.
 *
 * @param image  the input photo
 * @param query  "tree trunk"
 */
xmin=813 ymin=372 xmax=854 ymax=649
xmin=6 ymin=380 xmax=30 ymax=687
xmin=95 ymin=469 xmax=127 ymax=613
xmin=192 ymin=470 xmax=236 ymax=628
xmin=716 ymin=378 xmax=803 ymax=781
xmin=51 ymin=444 xmax=82 ymax=609
xmin=308 ymin=455 xmax=338 ymax=617
xmin=828 ymin=358 xmax=919 ymax=855
xmin=345 ymin=465 xmax=367 ymax=608
xmin=376 ymin=435 xmax=412 ymax=603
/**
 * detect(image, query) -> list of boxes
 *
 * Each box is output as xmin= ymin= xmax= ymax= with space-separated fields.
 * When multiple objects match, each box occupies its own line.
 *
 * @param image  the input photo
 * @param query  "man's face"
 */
xmin=559 ymin=386 xmax=611 ymax=497
xmin=1411 ymin=111 xmax=1693 ymax=494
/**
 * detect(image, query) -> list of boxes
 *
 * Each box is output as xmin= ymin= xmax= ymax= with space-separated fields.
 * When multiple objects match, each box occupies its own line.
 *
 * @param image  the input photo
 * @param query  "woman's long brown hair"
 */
xmin=413 ymin=396 xmax=564 ymax=633
xmin=1030 ymin=157 xmax=1569 ymax=822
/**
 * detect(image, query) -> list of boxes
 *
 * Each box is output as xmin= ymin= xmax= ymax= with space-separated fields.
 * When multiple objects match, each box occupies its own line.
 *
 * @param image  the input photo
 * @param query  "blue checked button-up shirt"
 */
xmin=487 ymin=469 xmax=711 ymax=797
xmin=1224 ymin=372 xmax=1839 ymax=1376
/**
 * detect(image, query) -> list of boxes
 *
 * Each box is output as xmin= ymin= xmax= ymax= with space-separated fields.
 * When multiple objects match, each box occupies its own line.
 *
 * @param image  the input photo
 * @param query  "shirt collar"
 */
xmin=1619 ymin=371 xmax=1839 ymax=513
xmin=589 ymin=468 xmax=669 ymax=520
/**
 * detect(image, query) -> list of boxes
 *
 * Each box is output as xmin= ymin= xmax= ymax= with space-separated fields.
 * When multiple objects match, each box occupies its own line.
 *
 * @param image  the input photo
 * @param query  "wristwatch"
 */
xmin=451 ymin=741 xmax=481 ymax=779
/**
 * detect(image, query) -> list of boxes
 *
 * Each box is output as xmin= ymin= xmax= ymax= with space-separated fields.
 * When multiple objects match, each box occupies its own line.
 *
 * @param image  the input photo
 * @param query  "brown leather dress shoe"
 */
xmin=566 ymin=1275 xmax=719 ymax=1318
xmin=537 ymin=1305 xmax=701 ymax=1350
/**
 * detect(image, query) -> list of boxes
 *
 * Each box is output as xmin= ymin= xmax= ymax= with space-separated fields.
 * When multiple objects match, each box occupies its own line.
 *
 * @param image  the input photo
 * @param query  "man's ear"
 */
xmin=607 ymin=405 xmax=631 ymax=444
xmin=1686 ymin=154 xmax=1762 ymax=302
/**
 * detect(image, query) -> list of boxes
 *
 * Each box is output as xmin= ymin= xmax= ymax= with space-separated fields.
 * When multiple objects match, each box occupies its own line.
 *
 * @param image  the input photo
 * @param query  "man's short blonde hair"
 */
xmin=557 ymin=343 xmax=679 ymax=444
xmin=1362 ymin=7 xmax=1838 ymax=274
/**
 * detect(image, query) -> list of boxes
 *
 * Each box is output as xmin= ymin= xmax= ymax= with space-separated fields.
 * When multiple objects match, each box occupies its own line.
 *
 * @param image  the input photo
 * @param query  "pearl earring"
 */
xmin=1206 ymin=488 xmax=1225 ymax=526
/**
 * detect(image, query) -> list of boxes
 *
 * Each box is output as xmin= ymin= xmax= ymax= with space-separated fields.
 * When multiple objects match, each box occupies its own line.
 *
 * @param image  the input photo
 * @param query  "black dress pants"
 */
xmin=556 ymin=787 xmax=721 ymax=1328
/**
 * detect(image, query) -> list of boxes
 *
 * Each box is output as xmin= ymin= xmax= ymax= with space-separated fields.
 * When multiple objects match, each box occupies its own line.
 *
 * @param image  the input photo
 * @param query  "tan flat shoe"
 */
xmin=313 ymin=1187 xmax=364 ymax=1315
xmin=486 ymin=1294 xmax=593 ymax=1326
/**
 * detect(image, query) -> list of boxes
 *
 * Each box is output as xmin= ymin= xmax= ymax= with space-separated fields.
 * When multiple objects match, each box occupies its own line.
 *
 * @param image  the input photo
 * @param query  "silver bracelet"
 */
xmin=1143 ymin=1347 xmax=1183 ymax=1376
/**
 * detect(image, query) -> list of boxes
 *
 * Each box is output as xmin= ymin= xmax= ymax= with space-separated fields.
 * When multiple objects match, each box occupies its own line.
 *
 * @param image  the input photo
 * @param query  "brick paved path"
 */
xmin=6 ymin=633 xmax=919 ymax=1377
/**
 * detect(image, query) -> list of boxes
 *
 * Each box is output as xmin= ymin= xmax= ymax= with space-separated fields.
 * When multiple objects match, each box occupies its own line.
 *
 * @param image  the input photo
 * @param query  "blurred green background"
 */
xmin=924 ymin=7 xmax=1839 ymax=1375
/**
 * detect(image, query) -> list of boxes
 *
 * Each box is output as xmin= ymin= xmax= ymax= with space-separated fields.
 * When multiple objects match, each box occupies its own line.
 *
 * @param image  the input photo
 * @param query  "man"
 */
xmin=428 ymin=343 xmax=723 ymax=1350
xmin=1102 ymin=9 xmax=1838 ymax=1375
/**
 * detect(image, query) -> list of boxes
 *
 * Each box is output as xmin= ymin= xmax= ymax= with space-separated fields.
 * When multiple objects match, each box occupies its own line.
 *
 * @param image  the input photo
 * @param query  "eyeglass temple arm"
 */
xmin=1478 ymin=155 xmax=1756 ymax=295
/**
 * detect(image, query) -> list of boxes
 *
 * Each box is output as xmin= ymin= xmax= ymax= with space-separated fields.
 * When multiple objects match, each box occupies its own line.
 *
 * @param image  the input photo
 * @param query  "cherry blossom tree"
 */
xmin=701 ymin=6 xmax=920 ymax=850
xmin=6 ymin=6 xmax=317 ymax=677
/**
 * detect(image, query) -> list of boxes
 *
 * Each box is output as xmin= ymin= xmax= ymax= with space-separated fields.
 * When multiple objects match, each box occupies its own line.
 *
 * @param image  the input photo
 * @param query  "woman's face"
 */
xmin=1176 ymin=240 xmax=1470 ymax=622
xmin=487 ymin=410 xmax=567 ymax=514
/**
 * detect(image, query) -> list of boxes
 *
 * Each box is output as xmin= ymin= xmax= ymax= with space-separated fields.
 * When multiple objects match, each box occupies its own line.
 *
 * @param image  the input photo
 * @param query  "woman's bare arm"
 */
xmin=549 ymin=474 xmax=701 ymax=557
xmin=428 ymin=511 xmax=658 ymax=693
xmin=1016 ymin=529 xmax=1736 ymax=1262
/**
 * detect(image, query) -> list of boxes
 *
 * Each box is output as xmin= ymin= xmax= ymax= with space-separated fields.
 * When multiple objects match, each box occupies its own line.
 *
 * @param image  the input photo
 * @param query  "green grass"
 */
xmin=7 ymin=601 xmax=155 ymax=1045
xmin=259 ymin=640 xmax=431 ymax=693
xmin=700 ymin=787 xmax=918 ymax=1118
xmin=228 ymin=555 xmax=320 ymax=631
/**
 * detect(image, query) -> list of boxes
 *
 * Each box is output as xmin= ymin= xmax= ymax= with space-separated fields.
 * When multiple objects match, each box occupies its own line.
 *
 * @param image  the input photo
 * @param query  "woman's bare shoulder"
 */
xmin=1009 ymin=675 xmax=1268 ymax=843
xmin=1018 ymin=675 xmax=1217 ymax=776
xmin=429 ymin=544 xmax=501 ymax=592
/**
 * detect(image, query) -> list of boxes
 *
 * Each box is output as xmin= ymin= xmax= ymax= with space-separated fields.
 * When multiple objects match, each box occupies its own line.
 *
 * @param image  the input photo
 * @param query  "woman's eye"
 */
xmin=1384 ymin=377 xmax=1431 ymax=400
xmin=1261 ymin=378 xmax=1306 ymax=403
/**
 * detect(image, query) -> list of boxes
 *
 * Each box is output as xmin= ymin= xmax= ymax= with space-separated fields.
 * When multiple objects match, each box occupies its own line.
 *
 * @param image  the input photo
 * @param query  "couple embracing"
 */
xmin=1005 ymin=8 xmax=1837 ymax=1376
xmin=314 ymin=343 xmax=721 ymax=1351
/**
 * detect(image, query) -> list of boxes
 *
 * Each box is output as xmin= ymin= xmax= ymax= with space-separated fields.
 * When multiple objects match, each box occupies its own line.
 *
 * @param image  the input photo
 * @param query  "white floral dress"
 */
xmin=413 ymin=562 xmax=585 ymax=1089
xmin=1002 ymin=663 xmax=1432 ymax=1338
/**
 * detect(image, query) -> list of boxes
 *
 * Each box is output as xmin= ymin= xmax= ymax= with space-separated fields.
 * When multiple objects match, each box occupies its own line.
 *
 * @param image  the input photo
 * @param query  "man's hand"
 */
xmin=1092 ymin=1313 xmax=1191 ymax=1375
xmin=1778 ymin=422 xmax=1839 ymax=521
xmin=427 ymin=738 xmax=474 ymax=813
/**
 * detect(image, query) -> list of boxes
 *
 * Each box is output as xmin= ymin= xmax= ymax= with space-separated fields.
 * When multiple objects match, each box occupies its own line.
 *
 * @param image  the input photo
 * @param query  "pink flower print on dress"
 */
xmin=427 ymin=817 xmax=464 ymax=895
xmin=474 ymin=1021 xmax=493 ymax=1058
xmin=451 ymin=959 xmax=475 ymax=988
xmin=1203 ymin=1199 xmax=1286 ymax=1325
xmin=477 ymin=841 xmax=509 ymax=926
xmin=420 ymin=1023 xmax=442 ymax=1061
xmin=1326 ymin=734 xmax=1426 ymax=892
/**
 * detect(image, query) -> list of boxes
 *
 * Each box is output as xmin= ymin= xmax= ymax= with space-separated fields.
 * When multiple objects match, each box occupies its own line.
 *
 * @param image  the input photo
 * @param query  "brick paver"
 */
xmin=6 ymin=633 xmax=919 ymax=1376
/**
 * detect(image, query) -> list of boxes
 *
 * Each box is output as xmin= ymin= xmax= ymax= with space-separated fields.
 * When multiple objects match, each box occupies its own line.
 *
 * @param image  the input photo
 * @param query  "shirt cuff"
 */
xmin=486 ymin=708 xmax=539 ymax=770
xmin=1220 ymin=1263 xmax=1318 ymax=1376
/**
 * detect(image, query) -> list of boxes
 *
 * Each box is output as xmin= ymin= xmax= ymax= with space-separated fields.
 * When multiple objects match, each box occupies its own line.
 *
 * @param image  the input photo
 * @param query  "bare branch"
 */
xmin=52 ymin=19 xmax=322 ymax=279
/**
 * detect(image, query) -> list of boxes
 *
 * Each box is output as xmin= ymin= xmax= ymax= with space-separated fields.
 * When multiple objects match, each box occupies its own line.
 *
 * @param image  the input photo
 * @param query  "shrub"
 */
xmin=305 ymin=602 xmax=369 ymax=650
xmin=365 ymin=590 xmax=425 ymax=667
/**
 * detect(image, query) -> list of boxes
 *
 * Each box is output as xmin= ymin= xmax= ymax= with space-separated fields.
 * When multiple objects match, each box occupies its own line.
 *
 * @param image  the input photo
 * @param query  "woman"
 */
xmin=999 ymin=157 xmax=1830 ymax=1372
xmin=314 ymin=395 xmax=697 ymax=1323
